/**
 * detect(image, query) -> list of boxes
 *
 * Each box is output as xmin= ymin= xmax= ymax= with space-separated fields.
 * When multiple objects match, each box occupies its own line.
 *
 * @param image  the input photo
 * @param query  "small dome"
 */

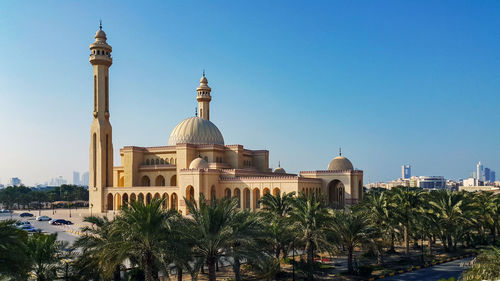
xmin=168 ymin=117 xmax=224 ymax=146
xmin=273 ymin=167 xmax=286 ymax=174
xmin=200 ymin=75 xmax=208 ymax=84
xmin=95 ymin=29 xmax=107 ymax=40
xmin=327 ymin=156 xmax=354 ymax=171
xmin=189 ymin=157 xmax=209 ymax=169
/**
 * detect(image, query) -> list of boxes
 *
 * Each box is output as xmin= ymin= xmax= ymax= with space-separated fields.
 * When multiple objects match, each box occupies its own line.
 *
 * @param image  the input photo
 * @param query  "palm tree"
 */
xmin=428 ymin=190 xmax=464 ymax=251
xmin=0 ymin=220 xmax=31 ymax=280
xmin=73 ymin=215 xmax=120 ymax=281
xmin=290 ymin=193 xmax=331 ymax=281
xmin=330 ymin=210 xmax=372 ymax=274
xmin=183 ymin=194 xmax=241 ymax=281
xmin=259 ymin=192 xmax=295 ymax=261
xmin=108 ymin=198 xmax=180 ymax=281
xmin=26 ymin=233 xmax=67 ymax=281
xmin=391 ymin=187 xmax=423 ymax=256
xmin=470 ymin=191 xmax=497 ymax=244
xmin=359 ymin=192 xmax=391 ymax=265
xmin=461 ymin=247 xmax=500 ymax=281
xmin=226 ymin=209 xmax=266 ymax=281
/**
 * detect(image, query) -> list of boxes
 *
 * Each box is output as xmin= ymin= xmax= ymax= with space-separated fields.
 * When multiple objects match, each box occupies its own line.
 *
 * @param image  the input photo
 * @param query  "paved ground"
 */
xmin=383 ymin=257 xmax=473 ymax=281
xmin=0 ymin=208 xmax=107 ymax=245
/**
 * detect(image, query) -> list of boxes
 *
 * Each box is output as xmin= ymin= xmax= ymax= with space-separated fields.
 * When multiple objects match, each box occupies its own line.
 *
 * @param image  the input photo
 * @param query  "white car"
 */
xmin=36 ymin=216 xmax=52 ymax=221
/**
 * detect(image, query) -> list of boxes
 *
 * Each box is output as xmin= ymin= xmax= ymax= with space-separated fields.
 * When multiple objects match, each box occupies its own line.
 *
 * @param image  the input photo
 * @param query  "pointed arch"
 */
xmin=138 ymin=193 xmax=145 ymax=204
xmin=170 ymin=175 xmax=177 ymax=186
xmin=171 ymin=193 xmax=178 ymax=210
xmin=243 ymin=188 xmax=250 ymax=209
xmin=122 ymin=193 xmax=129 ymax=206
xmin=253 ymin=188 xmax=261 ymax=209
xmin=273 ymin=187 xmax=280 ymax=196
xmin=162 ymin=193 xmax=169 ymax=209
xmin=107 ymin=193 xmax=113 ymax=210
xmin=234 ymin=188 xmax=241 ymax=208
xmin=130 ymin=193 xmax=136 ymax=202
xmin=155 ymin=175 xmax=165 ymax=186
xmin=210 ymin=185 xmax=216 ymax=200
xmin=146 ymin=193 xmax=152 ymax=205
xmin=141 ymin=175 xmax=150 ymax=186
xmin=224 ymin=188 xmax=231 ymax=198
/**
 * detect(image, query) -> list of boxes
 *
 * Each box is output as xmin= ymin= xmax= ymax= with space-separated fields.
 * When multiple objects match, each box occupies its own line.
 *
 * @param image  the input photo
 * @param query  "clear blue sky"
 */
xmin=0 ymin=0 xmax=498 ymax=186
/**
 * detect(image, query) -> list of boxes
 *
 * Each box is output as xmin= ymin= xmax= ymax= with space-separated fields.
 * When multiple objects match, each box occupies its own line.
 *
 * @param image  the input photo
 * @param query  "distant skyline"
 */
xmin=0 ymin=1 xmax=499 ymax=186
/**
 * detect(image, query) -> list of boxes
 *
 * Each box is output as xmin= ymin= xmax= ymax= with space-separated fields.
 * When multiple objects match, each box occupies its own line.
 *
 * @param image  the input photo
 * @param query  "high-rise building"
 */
xmin=73 ymin=171 xmax=80 ymax=185
xmin=476 ymin=161 xmax=484 ymax=181
xmin=9 ymin=177 xmax=22 ymax=186
xmin=491 ymin=171 xmax=496 ymax=182
xmin=484 ymin=168 xmax=490 ymax=182
xmin=81 ymin=172 xmax=89 ymax=187
xmin=402 ymin=165 xmax=411 ymax=179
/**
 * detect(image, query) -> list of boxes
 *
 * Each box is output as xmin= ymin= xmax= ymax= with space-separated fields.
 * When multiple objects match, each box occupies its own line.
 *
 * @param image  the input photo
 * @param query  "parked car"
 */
xmin=0 ymin=209 xmax=12 ymax=213
xmin=20 ymin=212 xmax=34 ymax=217
xmin=15 ymin=221 xmax=31 ymax=228
xmin=20 ymin=224 xmax=41 ymax=233
xmin=36 ymin=216 xmax=51 ymax=221
xmin=49 ymin=219 xmax=73 ymax=225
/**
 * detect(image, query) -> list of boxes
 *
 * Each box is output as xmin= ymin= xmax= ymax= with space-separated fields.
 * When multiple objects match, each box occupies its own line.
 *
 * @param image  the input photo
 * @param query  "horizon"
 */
xmin=0 ymin=1 xmax=499 ymax=186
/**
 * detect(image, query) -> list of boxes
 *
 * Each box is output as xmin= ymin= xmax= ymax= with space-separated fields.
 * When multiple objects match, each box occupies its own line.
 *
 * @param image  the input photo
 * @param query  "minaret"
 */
xmin=89 ymin=23 xmax=114 ymax=213
xmin=196 ymin=71 xmax=212 ymax=120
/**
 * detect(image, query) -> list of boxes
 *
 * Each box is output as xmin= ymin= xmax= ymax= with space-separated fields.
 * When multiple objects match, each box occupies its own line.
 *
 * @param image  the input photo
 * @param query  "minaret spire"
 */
xmin=196 ymin=72 xmax=212 ymax=120
xmin=339 ymin=147 xmax=342 ymax=156
xmin=89 ymin=25 xmax=114 ymax=213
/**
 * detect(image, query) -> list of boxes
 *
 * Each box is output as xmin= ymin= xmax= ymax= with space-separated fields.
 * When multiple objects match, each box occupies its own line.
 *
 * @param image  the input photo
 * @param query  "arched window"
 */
xmin=234 ymin=188 xmax=241 ymax=208
xmin=210 ymin=186 xmax=216 ymax=200
xmin=162 ymin=193 xmax=169 ymax=209
xmin=253 ymin=188 xmax=261 ymax=209
xmin=244 ymin=188 xmax=250 ymax=209
xmin=107 ymin=193 xmax=113 ymax=210
xmin=146 ymin=193 xmax=152 ymax=205
xmin=146 ymin=159 xmax=150 ymax=165
xmin=224 ymin=188 xmax=231 ymax=198
xmin=130 ymin=193 xmax=136 ymax=202
xmin=170 ymin=175 xmax=177 ymax=186
xmin=155 ymin=175 xmax=165 ymax=186
xmin=171 ymin=193 xmax=178 ymax=210
xmin=141 ymin=176 xmax=150 ymax=186
xmin=273 ymin=188 xmax=280 ymax=196
xmin=165 ymin=158 xmax=169 ymax=164
xmin=160 ymin=159 xmax=165 ymax=164
xmin=138 ymin=193 xmax=145 ymax=204
xmin=170 ymin=158 xmax=174 ymax=165
xmin=156 ymin=159 xmax=159 ymax=165
xmin=122 ymin=193 xmax=129 ymax=206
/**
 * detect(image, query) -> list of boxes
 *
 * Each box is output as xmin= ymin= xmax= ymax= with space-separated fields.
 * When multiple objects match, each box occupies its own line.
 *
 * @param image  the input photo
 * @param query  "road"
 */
xmin=383 ymin=257 xmax=473 ymax=281
xmin=0 ymin=213 xmax=79 ymax=245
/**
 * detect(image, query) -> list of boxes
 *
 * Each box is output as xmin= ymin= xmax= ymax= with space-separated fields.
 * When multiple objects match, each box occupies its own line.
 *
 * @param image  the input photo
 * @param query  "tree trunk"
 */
xmin=404 ymin=225 xmax=409 ymax=256
xmin=377 ymin=245 xmax=384 ymax=266
xmin=113 ymin=265 xmax=121 ymax=281
xmin=447 ymin=235 xmax=453 ymax=252
xmin=233 ymin=259 xmax=242 ymax=281
xmin=348 ymin=246 xmax=354 ymax=274
xmin=208 ymin=256 xmax=216 ymax=281
xmin=389 ymin=232 xmax=396 ymax=253
xmin=305 ymin=240 xmax=314 ymax=281
xmin=177 ymin=267 xmax=182 ymax=281
xmin=144 ymin=254 xmax=153 ymax=281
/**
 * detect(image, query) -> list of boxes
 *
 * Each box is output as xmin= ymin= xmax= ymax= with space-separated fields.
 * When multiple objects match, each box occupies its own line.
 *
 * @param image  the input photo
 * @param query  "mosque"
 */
xmin=88 ymin=26 xmax=364 ymax=214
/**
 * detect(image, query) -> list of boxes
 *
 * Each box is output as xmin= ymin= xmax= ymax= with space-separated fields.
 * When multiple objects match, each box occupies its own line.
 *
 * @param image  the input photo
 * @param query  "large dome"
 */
xmin=327 ymin=156 xmax=354 ymax=171
xmin=168 ymin=117 xmax=224 ymax=146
